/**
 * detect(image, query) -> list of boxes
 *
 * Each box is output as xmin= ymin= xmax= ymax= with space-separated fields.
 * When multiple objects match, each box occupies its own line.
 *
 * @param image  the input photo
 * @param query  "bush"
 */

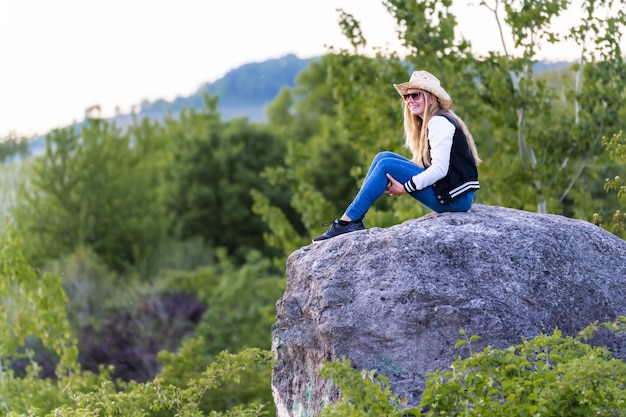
xmin=320 ymin=320 xmax=626 ymax=416
xmin=319 ymin=358 xmax=416 ymax=417
xmin=77 ymin=291 xmax=206 ymax=382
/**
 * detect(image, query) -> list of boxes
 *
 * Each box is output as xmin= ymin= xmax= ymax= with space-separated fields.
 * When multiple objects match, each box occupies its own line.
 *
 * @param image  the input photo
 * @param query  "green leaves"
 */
xmin=0 ymin=225 xmax=78 ymax=414
xmin=454 ymin=328 xmax=483 ymax=355
xmin=0 ymin=225 xmax=77 ymax=371
xmin=320 ymin=322 xmax=626 ymax=416
xmin=319 ymin=358 xmax=417 ymax=417
xmin=12 ymin=118 xmax=173 ymax=273
xmin=479 ymin=0 xmax=626 ymax=214
xmin=0 ymin=135 xmax=29 ymax=164
xmin=166 ymin=99 xmax=295 ymax=263
xmin=420 ymin=326 xmax=626 ymax=416
xmin=46 ymin=347 xmax=273 ymax=417
xmin=594 ymin=131 xmax=626 ymax=238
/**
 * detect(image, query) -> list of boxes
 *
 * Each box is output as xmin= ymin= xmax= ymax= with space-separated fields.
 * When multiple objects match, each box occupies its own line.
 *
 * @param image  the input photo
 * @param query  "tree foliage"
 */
xmin=11 ymin=118 xmax=173 ymax=273
xmin=165 ymin=94 xmax=297 ymax=263
xmin=0 ymin=135 xmax=29 ymax=164
xmin=2 ymin=346 xmax=274 ymax=417
xmin=464 ymin=0 xmax=626 ymax=217
xmin=0 ymin=224 xmax=77 ymax=413
xmin=0 ymin=223 xmax=276 ymax=416
xmin=418 ymin=327 xmax=626 ymax=416
xmin=593 ymin=130 xmax=626 ymax=238
xmin=0 ymin=163 xmax=21 ymax=228
xmin=157 ymin=249 xmax=284 ymax=356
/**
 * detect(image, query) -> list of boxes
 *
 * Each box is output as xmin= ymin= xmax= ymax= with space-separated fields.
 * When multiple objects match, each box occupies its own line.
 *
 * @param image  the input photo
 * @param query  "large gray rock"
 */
xmin=271 ymin=204 xmax=626 ymax=417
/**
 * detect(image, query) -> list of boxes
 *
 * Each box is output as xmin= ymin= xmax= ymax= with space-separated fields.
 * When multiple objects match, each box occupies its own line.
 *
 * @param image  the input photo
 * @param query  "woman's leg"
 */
xmin=361 ymin=151 xmax=402 ymax=183
xmin=345 ymin=152 xmax=425 ymax=220
xmin=344 ymin=152 xmax=475 ymax=220
xmin=314 ymin=152 xmax=476 ymax=242
xmin=412 ymin=189 xmax=475 ymax=213
xmin=442 ymin=191 xmax=475 ymax=212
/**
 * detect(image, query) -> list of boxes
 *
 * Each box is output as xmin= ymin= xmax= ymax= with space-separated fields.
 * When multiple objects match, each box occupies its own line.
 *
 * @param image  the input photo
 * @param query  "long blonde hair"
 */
xmin=402 ymin=92 xmax=482 ymax=168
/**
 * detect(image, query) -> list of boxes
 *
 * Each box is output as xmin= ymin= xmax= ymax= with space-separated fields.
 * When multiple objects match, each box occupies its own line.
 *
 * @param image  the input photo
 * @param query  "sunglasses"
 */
xmin=403 ymin=91 xmax=424 ymax=101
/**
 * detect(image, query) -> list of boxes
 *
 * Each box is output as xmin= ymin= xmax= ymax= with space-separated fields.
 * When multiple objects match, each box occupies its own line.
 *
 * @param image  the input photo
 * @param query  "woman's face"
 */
xmin=403 ymin=88 xmax=429 ymax=117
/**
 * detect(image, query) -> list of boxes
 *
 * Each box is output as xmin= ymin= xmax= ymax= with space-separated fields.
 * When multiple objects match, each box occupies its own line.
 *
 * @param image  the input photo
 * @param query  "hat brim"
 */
xmin=393 ymin=81 xmax=452 ymax=110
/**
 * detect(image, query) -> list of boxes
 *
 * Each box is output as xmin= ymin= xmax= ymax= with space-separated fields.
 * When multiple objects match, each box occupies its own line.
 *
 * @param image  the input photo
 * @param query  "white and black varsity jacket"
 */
xmin=403 ymin=113 xmax=479 ymax=204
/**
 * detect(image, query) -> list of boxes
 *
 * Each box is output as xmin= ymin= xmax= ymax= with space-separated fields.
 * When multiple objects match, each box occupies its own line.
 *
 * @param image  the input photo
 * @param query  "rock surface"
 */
xmin=271 ymin=204 xmax=626 ymax=417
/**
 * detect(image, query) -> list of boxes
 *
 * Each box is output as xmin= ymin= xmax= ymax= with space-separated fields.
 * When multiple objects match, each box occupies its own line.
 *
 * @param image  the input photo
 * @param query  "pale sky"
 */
xmin=0 ymin=1 xmax=602 ymax=139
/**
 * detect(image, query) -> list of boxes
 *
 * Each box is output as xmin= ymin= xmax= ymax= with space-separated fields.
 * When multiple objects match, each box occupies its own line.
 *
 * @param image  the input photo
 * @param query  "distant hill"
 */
xmin=113 ymin=53 xmax=319 ymax=127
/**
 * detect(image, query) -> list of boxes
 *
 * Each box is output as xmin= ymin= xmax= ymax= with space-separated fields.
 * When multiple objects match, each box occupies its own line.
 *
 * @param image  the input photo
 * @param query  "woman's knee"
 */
xmin=372 ymin=151 xmax=398 ymax=163
xmin=372 ymin=152 xmax=405 ymax=170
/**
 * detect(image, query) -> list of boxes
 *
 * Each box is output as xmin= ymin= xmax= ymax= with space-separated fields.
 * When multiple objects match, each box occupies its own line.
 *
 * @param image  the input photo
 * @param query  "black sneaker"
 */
xmin=312 ymin=219 xmax=365 ymax=242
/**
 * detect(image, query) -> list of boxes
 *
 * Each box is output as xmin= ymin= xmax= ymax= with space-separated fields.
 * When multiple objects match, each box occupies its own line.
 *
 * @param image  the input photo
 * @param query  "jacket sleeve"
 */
xmin=403 ymin=116 xmax=454 ymax=193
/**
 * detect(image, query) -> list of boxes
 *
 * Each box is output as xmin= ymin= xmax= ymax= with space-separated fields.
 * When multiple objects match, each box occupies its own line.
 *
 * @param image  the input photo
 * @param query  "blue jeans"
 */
xmin=345 ymin=151 xmax=475 ymax=220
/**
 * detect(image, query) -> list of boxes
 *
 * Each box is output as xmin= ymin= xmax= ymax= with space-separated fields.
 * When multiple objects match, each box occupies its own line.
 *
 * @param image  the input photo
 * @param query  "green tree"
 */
xmin=418 ymin=327 xmax=626 ymax=416
xmin=11 ymin=118 xmax=173 ymax=273
xmin=166 ymin=94 xmax=296 ymax=263
xmin=0 ymin=163 xmax=21 ymax=227
xmin=465 ymin=0 xmax=626 ymax=216
xmin=593 ymin=130 xmax=626 ymax=238
xmin=0 ymin=224 xmax=78 ymax=414
xmin=0 ymin=134 xmax=29 ymax=163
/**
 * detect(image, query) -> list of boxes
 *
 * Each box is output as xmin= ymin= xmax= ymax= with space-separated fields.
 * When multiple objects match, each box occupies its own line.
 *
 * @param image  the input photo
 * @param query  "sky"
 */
xmin=0 ymin=0 xmax=603 ymax=139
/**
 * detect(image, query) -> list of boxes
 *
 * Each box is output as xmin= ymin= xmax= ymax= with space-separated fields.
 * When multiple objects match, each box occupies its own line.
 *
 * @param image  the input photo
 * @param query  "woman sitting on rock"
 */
xmin=313 ymin=70 xmax=482 ymax=242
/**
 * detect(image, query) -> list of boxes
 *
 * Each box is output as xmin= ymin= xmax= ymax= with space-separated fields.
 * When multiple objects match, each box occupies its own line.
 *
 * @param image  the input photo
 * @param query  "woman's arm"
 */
xmin=403 ymin=116 xmax=454 ymax=192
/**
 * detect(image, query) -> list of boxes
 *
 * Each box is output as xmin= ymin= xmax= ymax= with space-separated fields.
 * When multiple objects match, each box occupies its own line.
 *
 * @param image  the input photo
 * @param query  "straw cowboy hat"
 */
xmin=393 ymin=70 xmax=452 ymax=110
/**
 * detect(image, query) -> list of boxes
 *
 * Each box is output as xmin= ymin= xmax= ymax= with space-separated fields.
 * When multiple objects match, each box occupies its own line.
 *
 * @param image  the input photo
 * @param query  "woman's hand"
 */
xmin=385 ymin=174 xmax=406 ymax=197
